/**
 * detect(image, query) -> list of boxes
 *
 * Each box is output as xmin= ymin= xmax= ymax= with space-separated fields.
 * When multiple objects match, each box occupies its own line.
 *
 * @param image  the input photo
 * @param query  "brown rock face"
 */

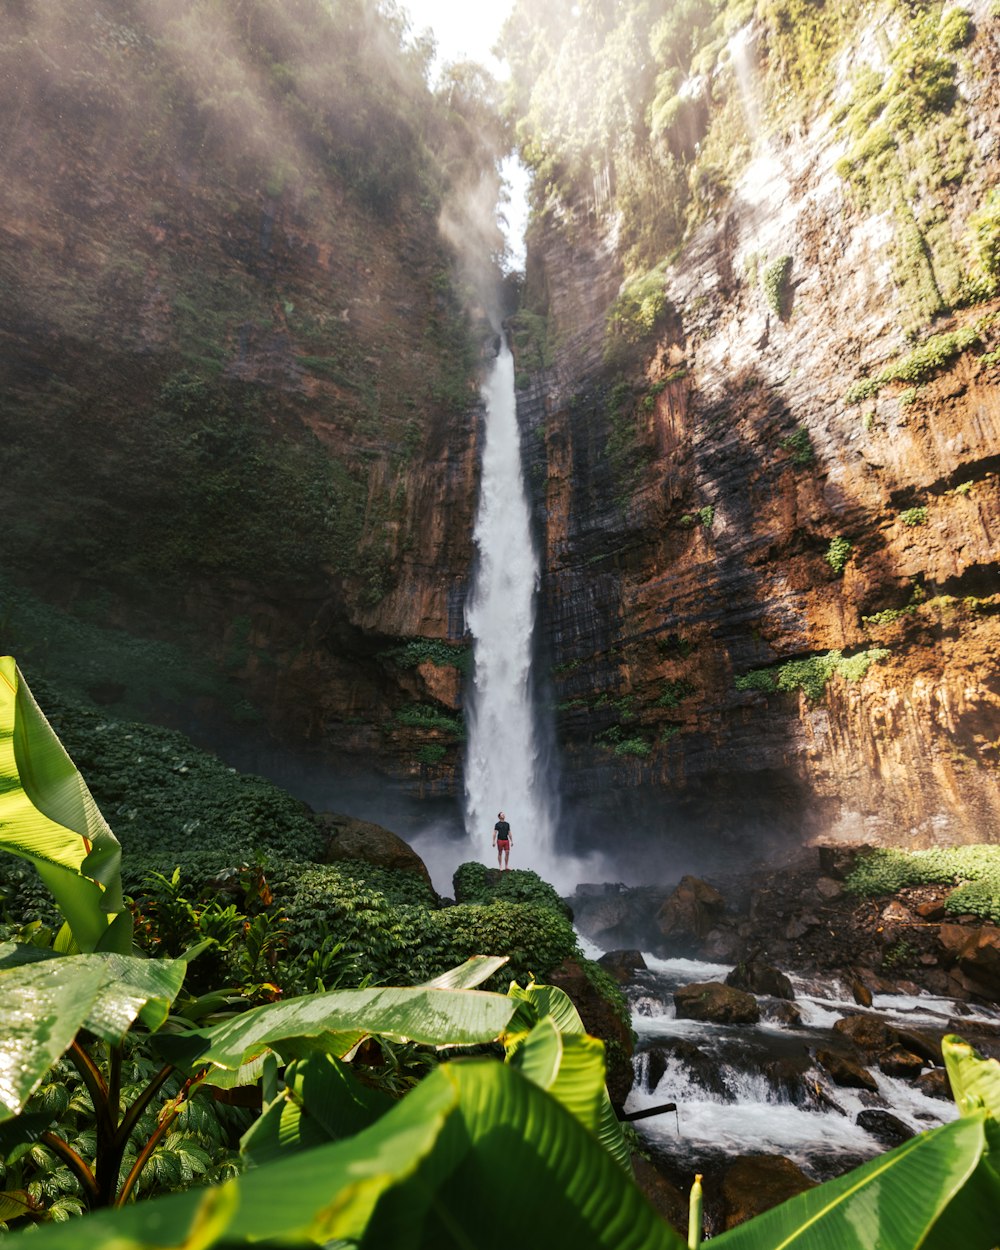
xmin=674 ymin=981 xmax=760 ymax=1024
xmin=722 ymin=1155 xmax=816 ymax=1230
xmin=516 ymin=23 xmax=1000 ymax=867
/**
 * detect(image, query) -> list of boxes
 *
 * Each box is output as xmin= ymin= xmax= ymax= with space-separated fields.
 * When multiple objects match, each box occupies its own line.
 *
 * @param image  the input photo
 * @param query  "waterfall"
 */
xmin=463 ymin=336 xmax=557 ymax=869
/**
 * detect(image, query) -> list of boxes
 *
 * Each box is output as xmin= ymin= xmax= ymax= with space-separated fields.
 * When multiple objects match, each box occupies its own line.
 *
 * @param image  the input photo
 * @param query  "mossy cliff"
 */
xmin=0 ymin=0 xmax=503 ymax=792
xmin=501 ymin=0 xmax=1000 ymax=866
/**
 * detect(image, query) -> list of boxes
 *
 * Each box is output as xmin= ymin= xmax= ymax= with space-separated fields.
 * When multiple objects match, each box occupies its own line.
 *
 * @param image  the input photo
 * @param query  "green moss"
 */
xmin=607 ymin=263 xmax=671 ymax=344
xmin=899 ymin=506 xmax=928 ymax=526
xmin=613 ymin=737 xmax=653 ymax=758
xmin=761 ymin=254 xmax=793 ymax=317
xmin=845 ymin=325 xmax=981 ymax=403
xmin=383 ymin=639 xmax=471 ymax=673
xmin=735 ymin=648 xmax=890 ymax=702
xmin=779 ymin=426 xmax=815 ymax=466
xmin=394 ymin=705 xmax=465 ymax=739
xmin=825 ymin=535 xmax=852 ymax=575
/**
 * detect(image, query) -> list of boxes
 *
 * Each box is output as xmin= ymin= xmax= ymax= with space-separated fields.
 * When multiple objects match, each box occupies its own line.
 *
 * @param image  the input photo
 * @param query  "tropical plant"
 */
xmin=0 ymin=659 xmax=130 ymax=955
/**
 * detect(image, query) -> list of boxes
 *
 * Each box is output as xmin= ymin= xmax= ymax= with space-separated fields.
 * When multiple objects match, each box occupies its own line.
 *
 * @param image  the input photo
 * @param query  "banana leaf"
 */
xmin=155 ymin=982 xmax=519 ymax=1075
xmin=920 ymin=1035 xmax=1000 ymax=1250
xmin=0 ymin=948 xmax=187 ymax=1121
xmin=507 ymin=978 xmax=633 ymax=1172
xmin=710 ymin=1111 xmax=990 ymax=1250
xmin=0 ymin=658 xmax=129 ymax=954
xmin=240 ymin=1052 xmax=395 ymax=1166
xmin=7 ymin=1060 xmax=685 ymax=1250
xmin=419 ymin=954 xmax=509 ymax=989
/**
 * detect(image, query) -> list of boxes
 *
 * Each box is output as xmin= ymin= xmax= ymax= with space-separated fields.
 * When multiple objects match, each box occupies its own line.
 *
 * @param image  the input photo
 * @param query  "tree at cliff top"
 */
xmin=0 ymin=0 xmax=508 ymax=712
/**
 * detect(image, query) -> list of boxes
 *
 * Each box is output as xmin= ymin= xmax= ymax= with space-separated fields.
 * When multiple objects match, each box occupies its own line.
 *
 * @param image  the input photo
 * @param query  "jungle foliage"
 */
xmin=4 ymin=660 xmax=1000 ymax=1247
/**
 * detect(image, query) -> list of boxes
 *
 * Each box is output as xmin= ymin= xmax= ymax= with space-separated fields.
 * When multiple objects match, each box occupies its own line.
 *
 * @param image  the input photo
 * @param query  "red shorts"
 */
xmin=496 ymin=839 xmax=510 ymax=848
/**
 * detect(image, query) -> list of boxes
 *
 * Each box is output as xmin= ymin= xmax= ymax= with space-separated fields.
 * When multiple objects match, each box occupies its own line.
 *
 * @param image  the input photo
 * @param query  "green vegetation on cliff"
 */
xmin=502 ymin=0 xmax=987 ymax=347
xmin=846 ymin=846 xmax=1000 ymax=923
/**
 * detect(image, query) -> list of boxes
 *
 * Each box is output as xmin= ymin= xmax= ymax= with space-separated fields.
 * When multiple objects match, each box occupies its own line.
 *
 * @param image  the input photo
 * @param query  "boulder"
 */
xmin=850 ymin=978 xmax=873 ymax=1008
xmin=674 ymin=981 xmax=760 ymax=1025
xmin=761 ymin=1000 xmax=803 ymax=1028
xmin=544 ymin=958 xmax=634 ymax=1108
xmin=857 ymin=1109 xmax=915 ymax=1148
xmin=318 ymin=814 xmax=433 ymax=889
xmin=815 ymin=1050 xmax=879 ymax=1092
xmin=955 ymin=926 xmax=1000 ymax=995
xmin=662 ymin=1039 xmax=730 ymax=1098
xmin=833 ymin=1014 xmax=896 ymax=1053
xmin=785 ymin=912 xmax=820 ymax=940
xmin=722 ymin=1155 xmax=816 ymax=1230
xmin=726 ymin=959 xmax=795 ymax=1000
xmin=894 ymin=1028 xmax=943 ymax=1066
xmin=914 ymin=1068 xmax=952 ymax=1101
xmin=656 ymin=876 xmax=726 ymax=950
xmin=631 ymin=1156 xmax=687 ymax=1237
xmin=597 ymin=948 xmax=648 ymax=982
xmin=877 ymin=1045 xmax=926 ymax=1080
xmin=703 ymin=927 xmax=742 ymax=961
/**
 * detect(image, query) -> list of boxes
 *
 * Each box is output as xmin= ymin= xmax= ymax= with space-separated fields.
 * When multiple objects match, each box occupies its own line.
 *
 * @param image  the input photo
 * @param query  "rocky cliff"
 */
xmin=0 ymin=0 xmax=498 ymax=801
xmin=511 ymin=0 xmax=1000 ymax=871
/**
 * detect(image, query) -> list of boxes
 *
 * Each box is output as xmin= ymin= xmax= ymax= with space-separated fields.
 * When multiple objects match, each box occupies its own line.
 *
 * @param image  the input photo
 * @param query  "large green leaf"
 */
xmin=711 ymin=1112 xmax=989 ymax=1250
xmin=943 ymin=1033 xmax=1000 ymax=1120
xmin=9 ymin=1060 xmax=685 ymax=1250
xmin=156 ymin=983 xmax=519 ymax=1075
xmin=920 ymin=1035 xmax=1000 ymax=1250
xmin=420 ymin=954 xmax=509 ymax=990
xmin=506 ymin=978 xmax=633 ymax=1173
xmin=0 ymin=658 xmax=129 ymax=954
xmin=510 ymin=1013 xmax=605 ymax=1134
xmin=0 ymin=948 xmax=186 ymax=1121
xmin=240 ymin=1052 xmax=395 ymax=1166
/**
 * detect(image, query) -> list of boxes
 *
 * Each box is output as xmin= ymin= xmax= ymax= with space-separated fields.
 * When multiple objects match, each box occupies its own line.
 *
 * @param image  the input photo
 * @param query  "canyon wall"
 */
xmin=514 ymin=2 xmax=1000 ymax=872
xmin=0 ymin=0 xmax=492 ymax=801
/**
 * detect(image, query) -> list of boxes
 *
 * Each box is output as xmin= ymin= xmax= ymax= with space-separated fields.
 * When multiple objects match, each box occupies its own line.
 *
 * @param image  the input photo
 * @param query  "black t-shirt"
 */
xmin=494 ymin=820 xmax=510 ymax=840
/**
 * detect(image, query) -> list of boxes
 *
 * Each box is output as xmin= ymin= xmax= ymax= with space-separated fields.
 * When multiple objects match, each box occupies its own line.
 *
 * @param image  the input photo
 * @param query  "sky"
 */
xmin=401 ymin=0 xmax=512 ymax=74
xmin=400 ymin=0 xmax=529 ymax=266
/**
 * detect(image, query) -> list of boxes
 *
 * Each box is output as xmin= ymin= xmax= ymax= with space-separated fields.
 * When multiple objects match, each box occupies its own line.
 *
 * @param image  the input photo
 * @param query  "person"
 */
xmin=492 ymin=810 xmax=512 ymax=870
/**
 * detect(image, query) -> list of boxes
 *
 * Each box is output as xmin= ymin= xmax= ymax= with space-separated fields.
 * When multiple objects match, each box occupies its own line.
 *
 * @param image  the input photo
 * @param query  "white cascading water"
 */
xmin=463 ymin=336 xmax=557 ymax=868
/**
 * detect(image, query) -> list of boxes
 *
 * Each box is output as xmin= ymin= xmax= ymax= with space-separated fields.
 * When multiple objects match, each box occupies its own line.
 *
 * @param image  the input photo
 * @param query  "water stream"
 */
xmin=621 ymin=953 xmax=1000 ymax=1182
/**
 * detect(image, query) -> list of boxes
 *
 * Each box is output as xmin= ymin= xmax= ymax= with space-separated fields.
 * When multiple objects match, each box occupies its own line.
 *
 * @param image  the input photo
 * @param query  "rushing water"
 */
xmin=463 ymin=337 xmax=557 ymax=868
xmin=622 ymin=953 xmax=1000 ymax=1183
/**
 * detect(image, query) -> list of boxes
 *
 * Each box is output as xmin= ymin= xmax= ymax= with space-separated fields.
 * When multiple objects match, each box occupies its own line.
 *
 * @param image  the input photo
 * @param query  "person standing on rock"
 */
xmin=492 ymin=811 xmax=512 ymax=870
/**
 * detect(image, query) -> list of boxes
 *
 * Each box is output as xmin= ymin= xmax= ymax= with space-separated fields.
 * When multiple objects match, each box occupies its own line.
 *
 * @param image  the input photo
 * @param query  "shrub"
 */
xmin=825 ymin=535 xmax=852 ymax=574
xmin=735 ymin=648 xmax=890 ymax=701
xmin=900 ymin=506 xmax=928 ymax=526
xmin=845 ymin=326 xmax=981 ymax=402
xmin=426 ymin=902 xmax=581 ymax=990
xmin=779 ymin=426 xmax=815 ymax=465
xmin=762 ymin=254 xmax=793 ymax=316
xmin=846 ymin=846 xmax=1000 ymax=925
xmin=697 ymin=504 xmax=715 ymax=528
xmin=614 ymin=737 xmax=653 ymax=758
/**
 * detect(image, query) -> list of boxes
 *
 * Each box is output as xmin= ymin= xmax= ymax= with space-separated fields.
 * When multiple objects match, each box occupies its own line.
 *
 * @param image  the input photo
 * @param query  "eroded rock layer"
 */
xmin=516 ymin=8 xmax=1000 ymax=867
